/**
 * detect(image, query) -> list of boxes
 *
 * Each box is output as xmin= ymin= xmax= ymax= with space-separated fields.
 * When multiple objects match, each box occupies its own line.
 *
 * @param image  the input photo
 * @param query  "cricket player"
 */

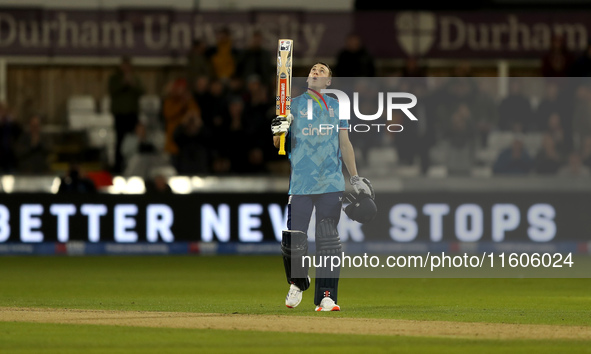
xmin=271 ymin=62 xmax=374 ymax=311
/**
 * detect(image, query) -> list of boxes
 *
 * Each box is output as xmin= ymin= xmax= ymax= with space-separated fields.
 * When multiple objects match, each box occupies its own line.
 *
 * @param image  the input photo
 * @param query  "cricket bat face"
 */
xmin=276 ymin=39 xmax=293 ymax=117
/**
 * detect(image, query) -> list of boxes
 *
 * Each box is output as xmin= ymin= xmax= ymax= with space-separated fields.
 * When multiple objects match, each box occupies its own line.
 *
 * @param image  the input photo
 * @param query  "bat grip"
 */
xmin=278 ymin=132 xmax=286 ymax=155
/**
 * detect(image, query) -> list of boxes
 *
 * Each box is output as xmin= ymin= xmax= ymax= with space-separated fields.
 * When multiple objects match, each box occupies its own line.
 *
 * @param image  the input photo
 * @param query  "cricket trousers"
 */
xmin=287 ymin=192 xmax=343 ymax=305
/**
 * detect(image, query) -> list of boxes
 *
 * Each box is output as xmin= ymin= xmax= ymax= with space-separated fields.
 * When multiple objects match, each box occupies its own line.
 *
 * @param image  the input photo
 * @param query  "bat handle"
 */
xmin=278 ymin=132 xmax=286 ymax=155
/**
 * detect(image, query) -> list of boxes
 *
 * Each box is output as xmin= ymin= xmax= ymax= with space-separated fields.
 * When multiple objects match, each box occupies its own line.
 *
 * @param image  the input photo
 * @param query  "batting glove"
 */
xmin=271 ymin=114 xmax=293 ymax=136
xmin=350 ymin=175 xmax=375 ymax=200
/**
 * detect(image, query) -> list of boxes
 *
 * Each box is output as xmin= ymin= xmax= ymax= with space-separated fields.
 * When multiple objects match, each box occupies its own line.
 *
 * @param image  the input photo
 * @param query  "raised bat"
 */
xmin=276 ymin=39 xmax=293 ymax=155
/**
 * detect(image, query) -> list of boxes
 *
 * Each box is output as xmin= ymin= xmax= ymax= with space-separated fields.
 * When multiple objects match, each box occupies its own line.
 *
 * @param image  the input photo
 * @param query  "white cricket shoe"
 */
xmin=285 ymin=284 xmax=303 ymax=308
xmin=315 ymin=297 xmax=340 ymax=312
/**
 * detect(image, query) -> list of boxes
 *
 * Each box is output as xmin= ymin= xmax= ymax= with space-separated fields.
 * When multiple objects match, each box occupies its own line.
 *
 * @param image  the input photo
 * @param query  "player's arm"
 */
xmin=340 ymin=129 xmax=375 ymax=198
xmin=273 ymin=135 xmax=281 ymax=148
xmin=339 ymin=129 xmax=358 ymax=177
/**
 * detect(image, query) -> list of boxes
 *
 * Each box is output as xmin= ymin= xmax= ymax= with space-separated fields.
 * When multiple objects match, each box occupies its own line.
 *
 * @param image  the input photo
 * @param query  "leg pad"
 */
xmin=314 ymin=218 xmax=342 ymax=305
xmin=281 ymin=230 xmax=310 ymax=291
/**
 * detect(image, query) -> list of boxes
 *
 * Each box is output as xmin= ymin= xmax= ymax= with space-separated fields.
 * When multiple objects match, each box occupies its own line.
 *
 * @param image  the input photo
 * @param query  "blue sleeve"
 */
xmin=337 ymin=101 xmax=348 ymax=129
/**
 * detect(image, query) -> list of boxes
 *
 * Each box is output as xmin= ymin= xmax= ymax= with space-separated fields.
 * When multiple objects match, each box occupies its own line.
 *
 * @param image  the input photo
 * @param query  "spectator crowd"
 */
xmin=1 ymin=30 xmax=591 ymax=192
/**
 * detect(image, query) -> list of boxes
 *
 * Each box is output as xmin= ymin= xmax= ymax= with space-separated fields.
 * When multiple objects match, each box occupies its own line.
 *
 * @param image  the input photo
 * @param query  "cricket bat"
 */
xmin=276 ymin=39 xmax=293 ymax=155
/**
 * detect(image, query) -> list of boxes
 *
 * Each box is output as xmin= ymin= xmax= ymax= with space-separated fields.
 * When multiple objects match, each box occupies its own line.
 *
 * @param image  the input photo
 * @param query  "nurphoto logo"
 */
xmin=304 ymin=88 xmax=418 ymax=134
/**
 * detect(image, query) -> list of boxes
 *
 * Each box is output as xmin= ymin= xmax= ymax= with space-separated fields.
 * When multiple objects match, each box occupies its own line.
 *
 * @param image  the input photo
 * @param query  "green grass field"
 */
xmin=0 ymin=255 xmax=590 ymax=353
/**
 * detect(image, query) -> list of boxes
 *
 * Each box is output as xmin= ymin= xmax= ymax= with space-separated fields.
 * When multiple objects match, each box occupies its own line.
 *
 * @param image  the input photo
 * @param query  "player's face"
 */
xmin=307 ymin=64 xmax=331 ymax=89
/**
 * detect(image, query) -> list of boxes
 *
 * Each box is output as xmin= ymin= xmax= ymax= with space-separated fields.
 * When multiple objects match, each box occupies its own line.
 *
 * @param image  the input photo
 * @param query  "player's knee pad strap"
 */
xmin=281 ymin=230 xmax=308 ymax=257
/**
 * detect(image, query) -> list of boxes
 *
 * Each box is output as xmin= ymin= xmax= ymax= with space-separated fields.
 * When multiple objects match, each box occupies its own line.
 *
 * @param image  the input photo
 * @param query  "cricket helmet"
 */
xmin=343 ymin=191 xmax=377 ymax=224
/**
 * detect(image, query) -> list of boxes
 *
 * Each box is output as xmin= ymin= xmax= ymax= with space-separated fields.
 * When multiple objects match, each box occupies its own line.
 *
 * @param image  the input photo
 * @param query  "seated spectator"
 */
xmin=573 ymin=82 xmax=591 ymax=149
xmin=205 ymin=26 xmax=239 ymax=81
xmin=242 ymin=76 xmax=273 ymax=167
xmin=242 ymin=74 xmax=265 ymax=109
xmin=558 ymin=152 xmax=591 ymax=177
xmin=191 ymin=75 xmax=211 ymax=114
xmin=226 ymin=97 xmax=251 ymax=173
xmin=223 ymin=93 xmax=270 ymax=175
xmin=334 ymin=33 xmax=376 ymax=77
xmin=497 ymin=79 xmax=533 ymax=133
xmin=202 ymin=78 xmax=229 ymax=141
xmin=446 ymin=77 xmax=476 ymax=113
xmin=533 ymin=80 xmax=570 ymax=132
xmin=444 ymin=104 xmax=475 ymax=176
xmin=236 ymin=30 xmax=273 ymax=85
xmin=581 ymin=135 xmax=591 ymax=169
xmin=348 ymin=79 xmax=385 ymax=168
xmin=58 ymin=164 xmax=97 ymax=194
xmin=85 ymin=168 xmax=114 ymax=191
xmin=227 ymin=75 xmax=247 ymax=104
xmin=173 ymin=110 xmax=210 ymax=175
xmin=471 ymin=79 xmax=498 ymax=148
xmin=492 ymin=138 xmax=533 ymax=175
xmin=162 ymin=78 xmax=201 ymax=165
xmin=534 ymin=134 xmax=564 ymax=175
xmin=546 ymin=112 xmax=572 ymax=156
xmin=209 ymin=95 xmax=269 ymax=175
xmin=204 ymin=79 xmax=232 ymax=174
xmin=15 ymin=114 xmax=51 ymax=174
xmin=145 ymin=173 xmax=173 ymax=194
xmin=244 ymin=148 xmax=268 ymax=175
xmin=120 ymin=121 xmax=171 ymax=179
xmin=211 ymin=155 xmax=231 ymax=175
xmin=0 ymin=102 xmax=22 ymax=173
xmin=108 ymin=55 xmax=145 ymax=174
xmin=186 ymin=39 xmax=213 ymax=85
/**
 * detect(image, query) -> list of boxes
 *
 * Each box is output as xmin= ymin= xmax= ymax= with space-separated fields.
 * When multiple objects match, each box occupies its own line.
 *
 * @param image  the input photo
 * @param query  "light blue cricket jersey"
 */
xmin=287 ymin=91 xmax=348 ymax=195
